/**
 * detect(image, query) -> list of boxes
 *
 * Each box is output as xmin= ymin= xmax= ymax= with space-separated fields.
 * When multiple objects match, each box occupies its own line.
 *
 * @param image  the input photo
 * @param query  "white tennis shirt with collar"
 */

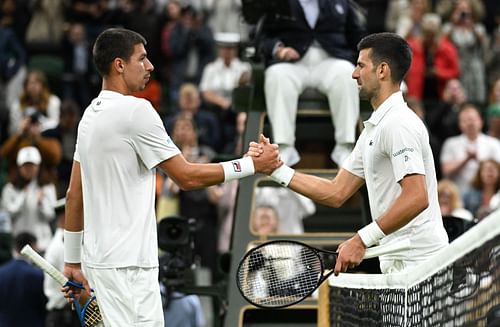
xmin=74 ymin=90 xmax=181 ymax=269
xmin=343 ymin=91 xmax=448 ymax=268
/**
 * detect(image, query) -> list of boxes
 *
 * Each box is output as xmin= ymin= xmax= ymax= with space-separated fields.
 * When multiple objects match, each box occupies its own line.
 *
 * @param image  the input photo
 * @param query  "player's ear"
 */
xmin=115 ymin=58 xmax=125 ymax=73
xmin=378 ymin=62 xmax=390 ymax=80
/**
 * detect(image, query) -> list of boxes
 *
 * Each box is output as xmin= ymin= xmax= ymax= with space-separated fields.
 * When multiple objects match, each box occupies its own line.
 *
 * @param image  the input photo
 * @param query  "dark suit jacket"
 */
xmin=259 ymin=0 xmax=366 ymax=67
xmin=0 ymin=259 xmax=47 ymax=326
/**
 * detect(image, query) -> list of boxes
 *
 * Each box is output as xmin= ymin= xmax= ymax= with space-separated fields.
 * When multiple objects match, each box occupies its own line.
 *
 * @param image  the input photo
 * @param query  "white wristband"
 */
xmin=270 ymin=164 xmax=295 ymax=187
xmin=221 ymin=156 xmax=255 ymax=182
xmin=64 ymin=230 xmax=83 ymax=263
xmin=357 ymin=221 xmax=386 ymax=247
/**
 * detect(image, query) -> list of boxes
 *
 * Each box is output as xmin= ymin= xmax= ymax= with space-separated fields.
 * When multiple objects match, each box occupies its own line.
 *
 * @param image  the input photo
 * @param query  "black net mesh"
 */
xmin=329 ymin=234 xmax=500 ymax=326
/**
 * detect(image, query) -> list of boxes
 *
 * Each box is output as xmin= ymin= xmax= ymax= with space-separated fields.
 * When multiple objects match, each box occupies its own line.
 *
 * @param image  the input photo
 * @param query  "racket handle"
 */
xmin=20 ymin=244 xmax=69 ymax=286
xmin=363 ymin=240 xmax=411 ymax=259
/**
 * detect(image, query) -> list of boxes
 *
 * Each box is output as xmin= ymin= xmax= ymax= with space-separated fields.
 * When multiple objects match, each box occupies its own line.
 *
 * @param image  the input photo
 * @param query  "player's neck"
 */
xmin=371 ymin=85 xmax=400 ymax=110
xmin=101 ymin=78 xmax=131 ymax=96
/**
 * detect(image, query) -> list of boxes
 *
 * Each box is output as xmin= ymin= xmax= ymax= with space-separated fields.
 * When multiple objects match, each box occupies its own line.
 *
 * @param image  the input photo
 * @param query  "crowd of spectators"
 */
xmin=0 ymin=0 xmax=500 ymax=325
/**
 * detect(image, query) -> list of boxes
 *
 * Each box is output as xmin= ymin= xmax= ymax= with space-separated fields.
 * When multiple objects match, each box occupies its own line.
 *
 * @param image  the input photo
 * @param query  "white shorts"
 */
xmin=85 ymin=266 xmax=164 ymax=327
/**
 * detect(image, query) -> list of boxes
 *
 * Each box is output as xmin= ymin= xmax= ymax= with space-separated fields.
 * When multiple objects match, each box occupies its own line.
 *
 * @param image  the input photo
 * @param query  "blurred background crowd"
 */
xmin=0 ymin=0 xmax=500 ymax=326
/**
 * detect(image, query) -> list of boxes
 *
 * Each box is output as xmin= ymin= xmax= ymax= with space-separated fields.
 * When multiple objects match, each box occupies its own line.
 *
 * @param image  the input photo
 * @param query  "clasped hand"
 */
xmin=246 ymin=134 xmax=282 ymax=175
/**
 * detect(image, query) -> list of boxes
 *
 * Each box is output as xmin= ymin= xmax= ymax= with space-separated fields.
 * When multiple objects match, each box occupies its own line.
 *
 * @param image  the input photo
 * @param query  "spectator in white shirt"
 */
xmin=440 ymin=103 xmax=500 ymax=194
xmin=199 ymin=32 xmax=251 ymax=152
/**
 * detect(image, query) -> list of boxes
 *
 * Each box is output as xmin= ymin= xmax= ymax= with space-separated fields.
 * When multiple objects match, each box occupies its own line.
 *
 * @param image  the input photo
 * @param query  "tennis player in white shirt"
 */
xmin=250 ymin=32 xmax=448 ymax=275
xmin=62 ymin=28 xmax=280 ymax=327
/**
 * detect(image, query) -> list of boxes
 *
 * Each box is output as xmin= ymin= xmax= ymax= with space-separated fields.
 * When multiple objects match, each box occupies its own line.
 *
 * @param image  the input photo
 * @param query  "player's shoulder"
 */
xmin=123 ymin=95 xmax=157 ymax=114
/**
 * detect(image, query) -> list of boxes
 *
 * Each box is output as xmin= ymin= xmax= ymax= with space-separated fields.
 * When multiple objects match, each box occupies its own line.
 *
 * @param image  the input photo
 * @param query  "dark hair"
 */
xmin=357 ymin=32 xmax=412 ymax=84
xmin=92 ymin=28 xmax=147 ymax=77
xmin=14 ymin=232 xmax=37 ymax=253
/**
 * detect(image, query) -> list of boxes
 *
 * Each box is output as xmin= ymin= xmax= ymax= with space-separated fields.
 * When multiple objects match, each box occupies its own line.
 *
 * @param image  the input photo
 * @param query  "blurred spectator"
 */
xmin=164 ymin=115 xmax=220 ymax=276
xmin=42 ymin=99 xmax=80 ymax=197
xmin=161 ymin=283 xmax=205 ymax=327
xmin=426 ymin=78 xmax=467 ymax=147
xmin=463 ymin=159 xmax=500 ymax=220
xmin=160 ymin=2 xmax=215 ymax=107
xmin=119 ymin=0 xmax=162 ymax=68
xmin=442 ymin=0 xmax=490 ymax=105
xmin=61 ymin=22 xmax=95 ymax=110
xmin=258 ymin=0 xmax=366 ymax=166
xmin=438 ymin=179 xmax=473 ymax=220
xmin=0 ymin=25 xmax=26 ymax=106
xmin=0 ymin=209 xmax=11 ymax=265
xmin=0 ymin=146 xmax=57 ymax=252
xmin=486 ymin=6 xmax=500 ymax=86
xmin=385 ymin=0 xmax=409 ymax=33
xmin=24 ymin=0 xmax=65 ymax=53
xmin=206 ymin=0 xmax=249 ymax=42
xmin=394 ymin=0 xmax=429 ymax=39
xmin=0 ymin=0 xmax=32 ymax=46
xmin=0 ymin=25 xmax=26 ymax=145
xmin=159 ymin=0 xmax=182 ymax=95
xmin=0 ymin=232 xmax=47 ymax=326
xmin=8 ymin=70 xmax=61 ymax=135
xmin=486 ymin=77 xmax=500 ymax=138
xmin=435 ymin=0 xmax=484 ymax=23
xmin=440 ymin=103 xmax=500 ymax=193
xmin=438 ymin=179 xmax=473 ymax=241
xmin=165 ymin=83 xmax=221 ymax=152
xmin=199 ymin=32 xmax=251 ymax=153
xmin=1 ymin=105 xmax=62 ymax=184
xmin=43 ymin=198 xmax=80 ymax=327
xmin=406 ymin=96 xmax=442 ymax=178
xmin=405 ymin=13 xmax=460 ymax=103
xmin=66 ymin=0 xmax=110 ymax=40
xmin=251 ymin=205 xmax=279 ymax=236
xmin=254 ymin=186 xmax=316 ymax=234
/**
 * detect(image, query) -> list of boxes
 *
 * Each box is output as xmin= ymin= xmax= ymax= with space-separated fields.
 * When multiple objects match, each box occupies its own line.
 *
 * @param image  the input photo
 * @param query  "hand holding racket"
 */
xmin=20 ymin=245 xmax=104 ymax=327
xmin=236 ymin=239 xmax=410 ymax=308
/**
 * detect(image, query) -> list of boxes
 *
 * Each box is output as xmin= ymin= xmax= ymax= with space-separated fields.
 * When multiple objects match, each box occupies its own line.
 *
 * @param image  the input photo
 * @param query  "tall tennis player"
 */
xmin=249 ymin=32 xmax=449 ymax=276
xmin=62 ymin=28 xmax=281 ymax=327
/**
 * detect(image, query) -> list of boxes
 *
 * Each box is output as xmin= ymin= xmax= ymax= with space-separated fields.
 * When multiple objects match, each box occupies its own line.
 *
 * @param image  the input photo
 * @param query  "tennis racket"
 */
xmin=236 ymin=239 xmax=411 ymax=308
xmin=20 ymin=245 xmax=104 ymax=327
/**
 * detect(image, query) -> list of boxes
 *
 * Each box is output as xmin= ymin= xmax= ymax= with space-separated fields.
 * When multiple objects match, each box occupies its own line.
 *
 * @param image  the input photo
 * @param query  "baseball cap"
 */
xmin=16 ymin=146 xmax=42 ymax=166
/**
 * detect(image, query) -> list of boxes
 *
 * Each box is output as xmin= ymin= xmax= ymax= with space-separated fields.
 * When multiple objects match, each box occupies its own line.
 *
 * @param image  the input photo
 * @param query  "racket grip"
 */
xmin=66 ymin=280 xmax=85 ymax=289
xmin=363 ymin=239 xmax=411 ymax=259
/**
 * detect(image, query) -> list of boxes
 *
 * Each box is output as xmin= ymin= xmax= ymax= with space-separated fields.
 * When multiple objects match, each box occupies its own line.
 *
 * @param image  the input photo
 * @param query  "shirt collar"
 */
xmin=98 ymin=90 xmax=124 ymax=99
xmin=364 ymin=91 xmax=404 ymax=127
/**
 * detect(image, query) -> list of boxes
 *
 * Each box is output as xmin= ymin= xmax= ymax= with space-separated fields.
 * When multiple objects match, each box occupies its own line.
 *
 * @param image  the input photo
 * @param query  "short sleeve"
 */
xmin=130 ymin=101 xmax=180 ymax=169
xmin=342 ymin=130 xmax=365 ymax=179
xmin=383 ymin=122 xmax=426 ymax=182
xmin=73 ymin=136 xmax=80 ymax=162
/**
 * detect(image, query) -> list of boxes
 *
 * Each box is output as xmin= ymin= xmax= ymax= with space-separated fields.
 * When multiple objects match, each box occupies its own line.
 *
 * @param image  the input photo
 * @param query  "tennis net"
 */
xmin=325 ymin=210 xmax=500 ymax=327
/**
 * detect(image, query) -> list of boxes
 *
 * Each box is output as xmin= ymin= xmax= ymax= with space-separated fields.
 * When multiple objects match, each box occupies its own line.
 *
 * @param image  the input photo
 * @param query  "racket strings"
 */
xmin=83 ymin=299 xmax=104 ymax=327
xmin=238 ymin=243 xmax=322 ymax=307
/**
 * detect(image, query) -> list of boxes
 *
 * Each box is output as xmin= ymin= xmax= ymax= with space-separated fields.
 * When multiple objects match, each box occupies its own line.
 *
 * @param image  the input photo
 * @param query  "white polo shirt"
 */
xmin=199 ymin=57 xmax=251 ymax=100
xmin=343 ymin=92 xmax=448 ymax=264
xmin=440 ymin=133 xmax=500 ymax=193
xmin=74 ymin=90 xmax=180 ymax=268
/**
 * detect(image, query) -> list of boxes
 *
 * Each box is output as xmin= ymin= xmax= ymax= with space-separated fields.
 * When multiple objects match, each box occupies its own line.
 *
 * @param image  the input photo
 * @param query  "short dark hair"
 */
xmin=92 ymin=28 xmax=147 ymax=77
xmin=357 ymin=32 xmax=412 ymax=84
xmin=14 ymin=232 xmax=36 ymax=253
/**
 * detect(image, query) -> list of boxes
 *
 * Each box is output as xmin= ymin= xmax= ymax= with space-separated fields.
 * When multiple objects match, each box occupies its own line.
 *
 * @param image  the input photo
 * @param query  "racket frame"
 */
xmin=20 ymin=244 xmax=103 ymax=327
xmin=236 ymin=239 xmax=411 ymax=309
xmin=236 ymin=240 xmax=334 ymax=309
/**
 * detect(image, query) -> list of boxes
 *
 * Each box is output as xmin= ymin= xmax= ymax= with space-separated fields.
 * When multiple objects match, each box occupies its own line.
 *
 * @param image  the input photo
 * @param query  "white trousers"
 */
xmin=85 ymin=266 xmax=164 ymax=327
xmin=264 ymin=47 xmax=360 ymax=146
